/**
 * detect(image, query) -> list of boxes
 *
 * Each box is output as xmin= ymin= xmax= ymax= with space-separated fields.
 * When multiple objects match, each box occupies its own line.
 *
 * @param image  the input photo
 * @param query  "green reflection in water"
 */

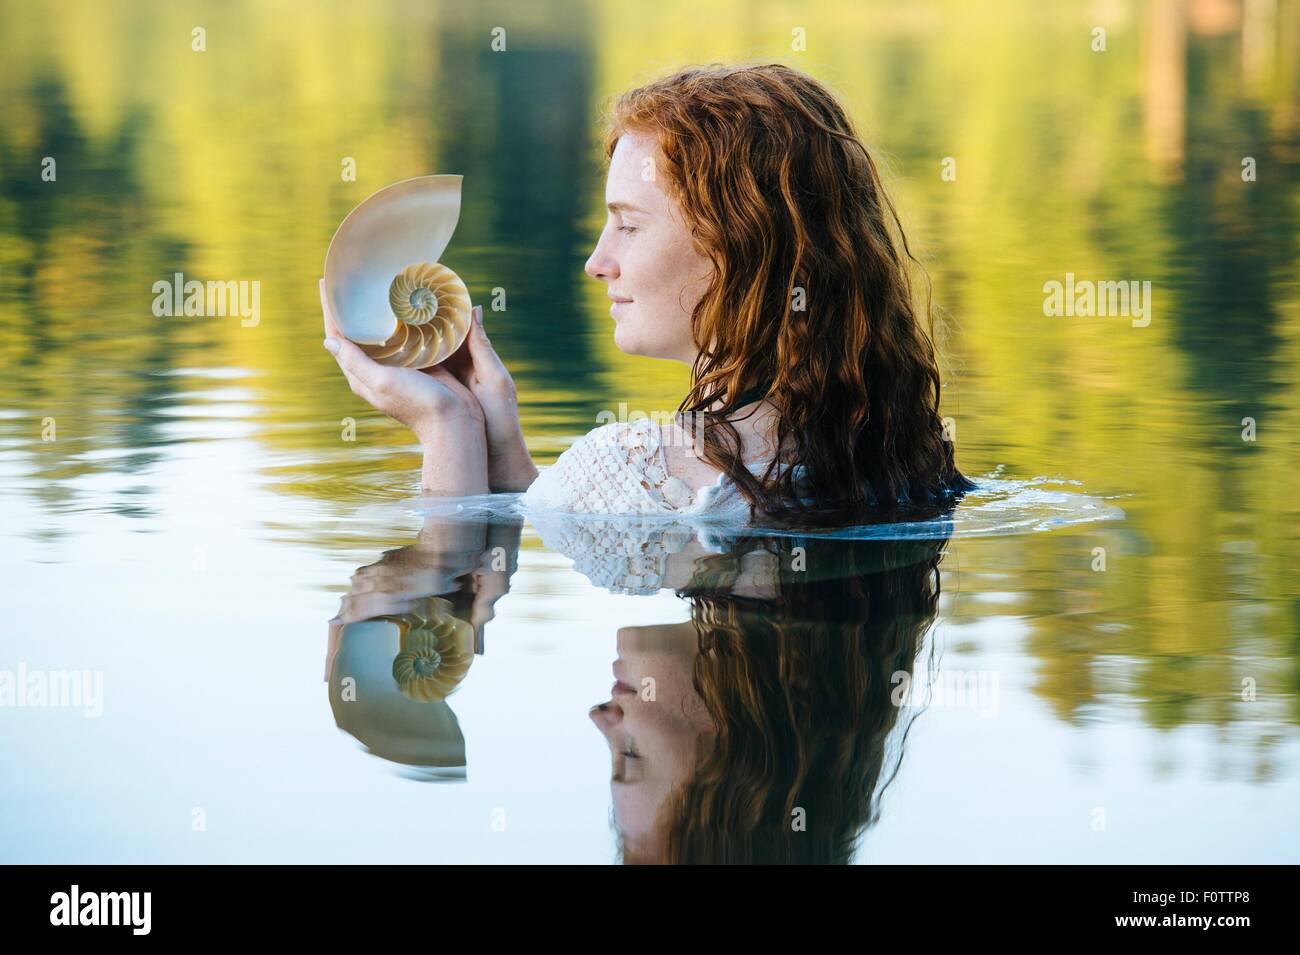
xmin=0 ymin=0 xmax=1297 ymax=755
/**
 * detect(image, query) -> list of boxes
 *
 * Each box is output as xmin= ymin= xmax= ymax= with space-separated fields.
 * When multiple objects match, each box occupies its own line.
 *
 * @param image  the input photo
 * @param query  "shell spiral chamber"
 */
xmin=361 ymin=262 xmax=472 ymax=368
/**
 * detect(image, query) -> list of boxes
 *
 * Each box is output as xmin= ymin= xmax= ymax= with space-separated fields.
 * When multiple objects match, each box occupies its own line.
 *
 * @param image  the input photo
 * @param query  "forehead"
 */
xmin=606 ymin=130 xmax=667 ymax=210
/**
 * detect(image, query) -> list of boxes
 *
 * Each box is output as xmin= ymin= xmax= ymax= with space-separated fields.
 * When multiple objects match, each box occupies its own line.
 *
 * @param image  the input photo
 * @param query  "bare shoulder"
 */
xmin=658 ymin=419 xmax=727 ymax=490
xmin=659 ymin=401 xmax=782 ymax=488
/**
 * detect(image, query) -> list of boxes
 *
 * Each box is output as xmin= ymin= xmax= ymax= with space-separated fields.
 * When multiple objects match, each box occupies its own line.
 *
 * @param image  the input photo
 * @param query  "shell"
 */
xmin=356 ymin=262 xmax=472 ymax=368
xmin=328 ymin=613 xmax=468 ymax=773
xmin=389 ymin=597 xmax=475 ymax=702
xmin=322 ymin=175 xmax=473 ymax=368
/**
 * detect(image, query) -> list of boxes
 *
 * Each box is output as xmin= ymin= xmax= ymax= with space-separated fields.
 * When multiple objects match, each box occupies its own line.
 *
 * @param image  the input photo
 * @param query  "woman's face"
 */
xmin=589 ymin=622 xmax=714 ymax=862
xmin=584 ymin=130 xmax=714 ymax=364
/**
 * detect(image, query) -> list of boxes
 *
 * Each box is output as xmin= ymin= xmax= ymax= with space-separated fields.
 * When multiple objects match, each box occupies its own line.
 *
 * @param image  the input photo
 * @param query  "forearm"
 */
xmin=421 ymin=420 xmax=490 ymax=496
xmin=487 ymin=429 xmax=539 ymax=492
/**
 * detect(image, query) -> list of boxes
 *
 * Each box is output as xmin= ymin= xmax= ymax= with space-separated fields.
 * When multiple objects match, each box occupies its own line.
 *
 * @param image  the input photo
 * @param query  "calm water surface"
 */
xmin=1 ymin=0 xmax=1298 ymax=862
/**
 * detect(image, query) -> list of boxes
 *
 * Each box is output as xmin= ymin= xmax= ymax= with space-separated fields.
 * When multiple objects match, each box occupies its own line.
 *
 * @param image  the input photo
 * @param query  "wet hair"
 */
xmin=619 ymin=535 xmax=948 ymax=864
xmin=602 ymin=63 xmax=976 ymax=527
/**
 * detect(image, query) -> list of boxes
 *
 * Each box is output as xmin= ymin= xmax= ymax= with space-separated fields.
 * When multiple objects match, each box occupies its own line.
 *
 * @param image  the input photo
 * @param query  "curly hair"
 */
xmin=602 ymin=63 xmax=975 ymax=527
xmin=617 ymin=535 xmax=948 ymax=864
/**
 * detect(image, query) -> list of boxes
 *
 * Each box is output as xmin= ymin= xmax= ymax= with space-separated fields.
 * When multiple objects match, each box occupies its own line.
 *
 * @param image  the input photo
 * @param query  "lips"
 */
xmin=613 ymin=661 xmax=635 ymax=695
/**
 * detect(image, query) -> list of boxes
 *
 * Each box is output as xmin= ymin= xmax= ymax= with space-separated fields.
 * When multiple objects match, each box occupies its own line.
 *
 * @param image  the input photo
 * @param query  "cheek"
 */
xmin=636 ymin=242 xmax=707 ymax=321
xmin=660 ymin=244 xmax=711 ymax=319
xmin=676 ymin=249 xmax=713 ymax=312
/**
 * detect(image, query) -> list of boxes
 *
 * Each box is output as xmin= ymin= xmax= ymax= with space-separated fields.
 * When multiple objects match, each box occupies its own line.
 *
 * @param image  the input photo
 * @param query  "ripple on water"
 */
xmin=403 ymin=473 xmax=1125 ymax=541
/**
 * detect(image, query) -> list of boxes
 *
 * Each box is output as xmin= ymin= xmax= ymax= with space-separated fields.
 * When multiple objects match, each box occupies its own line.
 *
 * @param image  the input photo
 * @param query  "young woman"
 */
xmin=322 ymin=63 xmax=974 ymax=526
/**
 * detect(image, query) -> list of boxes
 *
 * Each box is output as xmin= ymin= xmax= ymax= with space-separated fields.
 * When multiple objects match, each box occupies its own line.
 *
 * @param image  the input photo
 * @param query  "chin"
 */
xmin=613 ymin=322 xmax=648 ymax=357
xmin=614 ymin=323 xmax=680 ymax=362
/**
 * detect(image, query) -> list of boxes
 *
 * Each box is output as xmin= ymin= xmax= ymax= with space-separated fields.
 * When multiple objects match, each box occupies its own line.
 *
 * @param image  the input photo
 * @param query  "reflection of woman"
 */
xmin=590 ymin=535 xmax=949 ymax=863
xmin=321 ymin=63 xmax=974 ymax=525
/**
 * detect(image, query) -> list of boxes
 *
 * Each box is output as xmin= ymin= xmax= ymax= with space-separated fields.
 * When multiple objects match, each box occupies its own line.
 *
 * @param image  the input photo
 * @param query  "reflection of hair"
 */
xmin=630 ymin=536 xmax=947 ymax=864
xmin=603 ymin=63 xmax=975 ymax=527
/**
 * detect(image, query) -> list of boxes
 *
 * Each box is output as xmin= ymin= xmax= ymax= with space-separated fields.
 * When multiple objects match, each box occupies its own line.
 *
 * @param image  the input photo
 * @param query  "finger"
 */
xmin=325 ymin=334 xmax=385 ymax=395
xmin=319 ymin=285 xmax=383 ymax=398
xmin=329 ymin=351 xmax=380 ymax=406
xmin=440 ymin=302 xmax=483 ymax=378
xmin=325 ymin=617 xmax=344 ymax=681
xmin=470 ymin=569 xmax=507 ymax=630
xmin=464 ymin=304 xmax=507 ymax=374
xmin=466 ymin=304 xmax=490 ymax=348
xmin=319 ymin=278 xmax=342 ymax=339
xmin=440 ymin=332 xmax=474 ymax=382
xmin=348 ymin=567 xmax=382 ymax=594
xmin=340 ymin=592 xmax=416 ymax=622
xmin=344 ymin=369 xmax=382 ymax=408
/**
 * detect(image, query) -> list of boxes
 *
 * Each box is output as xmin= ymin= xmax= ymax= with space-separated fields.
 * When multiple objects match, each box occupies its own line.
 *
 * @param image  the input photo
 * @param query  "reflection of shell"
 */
xmin=389 ymin=597 xmax=474 ymax=702
xmin=329 ymin=617 xmax=468 ymax=773
xmin=323 ymin=174 xmax=473 ymax=368
xmin=356 ymin=262 xmax=471 ymax=368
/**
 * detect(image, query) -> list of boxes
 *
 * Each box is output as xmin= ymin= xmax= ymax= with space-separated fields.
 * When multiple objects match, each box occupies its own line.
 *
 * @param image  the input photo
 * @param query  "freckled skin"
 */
xmin=585 ymin=130 xmax=783 ymax=484
xmin=585 ymin=131 xmax=712 ymax=365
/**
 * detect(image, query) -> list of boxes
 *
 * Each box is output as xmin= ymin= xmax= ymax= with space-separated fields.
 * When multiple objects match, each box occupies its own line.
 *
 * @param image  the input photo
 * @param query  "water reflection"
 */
xmin=326 ymin=517 xmax=520 ymax=779
xmin=329 ymin=512 xmax=948 ymax=862
xmin=599 ymin=534 xmax=946 ymax=864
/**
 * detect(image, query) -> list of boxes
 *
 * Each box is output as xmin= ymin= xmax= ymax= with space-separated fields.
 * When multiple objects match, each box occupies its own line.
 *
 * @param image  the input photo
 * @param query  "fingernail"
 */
xmin=323 ymin=338 xmax=339 ymax=354
xmin=474 ymin=305 xmax=483 ymax=325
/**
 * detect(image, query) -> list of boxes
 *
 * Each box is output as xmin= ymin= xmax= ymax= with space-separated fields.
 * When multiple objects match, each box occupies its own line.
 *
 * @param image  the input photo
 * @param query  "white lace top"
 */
xmin=519 ymin=417 xmax=803 ymax=522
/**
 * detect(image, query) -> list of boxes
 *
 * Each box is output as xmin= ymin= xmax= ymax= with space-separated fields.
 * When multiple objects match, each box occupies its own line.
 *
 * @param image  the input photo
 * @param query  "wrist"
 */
xmin=420 ymin=416 xmax=486 ymax=450
xmin=488 ymin=432 xmax=538 ymax=492
xmin=414 ymin=411 xmax=484 ymax=447
xmin=420 ymin=418 xmax=489 ymax=496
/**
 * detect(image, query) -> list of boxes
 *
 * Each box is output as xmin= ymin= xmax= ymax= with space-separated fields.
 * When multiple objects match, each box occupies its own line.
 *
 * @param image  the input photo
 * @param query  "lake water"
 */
xmin=1 ymin=0 xmax=1298 ymax=863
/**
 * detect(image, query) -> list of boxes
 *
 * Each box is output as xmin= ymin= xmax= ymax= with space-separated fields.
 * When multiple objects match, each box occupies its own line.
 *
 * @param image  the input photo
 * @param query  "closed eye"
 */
xmin=617 ymin=225 xmax=637 ymax=235
xmin=613 ymin=746 xmax=643 ymax=785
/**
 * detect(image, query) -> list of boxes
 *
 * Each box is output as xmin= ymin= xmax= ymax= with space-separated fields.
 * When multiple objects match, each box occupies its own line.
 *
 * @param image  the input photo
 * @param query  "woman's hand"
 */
xmin=320 ymin=278 xmax=484 ymax=442
xmin=440 ymin=305 xmax=539 ymax=492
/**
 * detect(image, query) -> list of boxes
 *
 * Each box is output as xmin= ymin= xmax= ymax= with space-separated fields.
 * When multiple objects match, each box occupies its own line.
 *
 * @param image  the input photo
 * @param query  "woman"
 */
xmin=322 ymin=63 xmax=975 ymax=526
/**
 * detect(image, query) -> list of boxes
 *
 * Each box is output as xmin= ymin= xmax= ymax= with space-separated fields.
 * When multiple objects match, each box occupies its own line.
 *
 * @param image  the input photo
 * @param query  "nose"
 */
xmin=588 ymin=700 xmax=623 ymax=735
xmin=585 ymin=230 xmax=619 ymax=283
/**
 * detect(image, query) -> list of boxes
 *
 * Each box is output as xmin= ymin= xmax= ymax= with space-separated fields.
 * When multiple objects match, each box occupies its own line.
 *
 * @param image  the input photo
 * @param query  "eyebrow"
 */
xmin=606 ymin=201 xmax=646 ymax=215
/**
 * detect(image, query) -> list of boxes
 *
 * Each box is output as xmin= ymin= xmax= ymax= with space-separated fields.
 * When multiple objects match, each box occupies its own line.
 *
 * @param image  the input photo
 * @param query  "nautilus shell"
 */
xmin=329 ymin=615 xmax=468 ymax=773
xmin=389 ymin=597 xmax=475 ymax=702
xmin=323 ymin=175 xmax=473 ymax=368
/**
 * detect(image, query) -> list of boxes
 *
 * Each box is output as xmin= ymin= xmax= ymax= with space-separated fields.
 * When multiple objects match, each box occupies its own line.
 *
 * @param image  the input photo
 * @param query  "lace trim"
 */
xmin=653 ymin=419 xmax=790 ymax=512
xmin=525 ymin=513 xmax=699 ymax=594
xmin=520 ymin=416 xmax=797 ymax=518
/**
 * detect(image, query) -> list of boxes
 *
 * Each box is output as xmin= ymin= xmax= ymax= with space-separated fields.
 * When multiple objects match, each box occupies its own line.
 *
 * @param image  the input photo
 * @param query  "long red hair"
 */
xmin=617 ymin=535 xmax=948 ymax=864
xmin=602 ymin=63 xmax=975 ymax=526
